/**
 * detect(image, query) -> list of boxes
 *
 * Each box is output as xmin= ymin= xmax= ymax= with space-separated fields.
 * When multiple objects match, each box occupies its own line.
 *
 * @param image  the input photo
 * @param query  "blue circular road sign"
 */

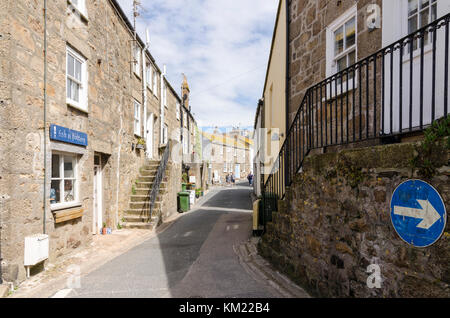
xmin=390 ymin=179 xmax=447 ymax=247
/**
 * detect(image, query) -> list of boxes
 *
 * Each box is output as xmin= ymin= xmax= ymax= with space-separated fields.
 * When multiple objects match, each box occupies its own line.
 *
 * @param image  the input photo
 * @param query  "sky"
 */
xmin=116 ymin=0 xmax=279 ymax=128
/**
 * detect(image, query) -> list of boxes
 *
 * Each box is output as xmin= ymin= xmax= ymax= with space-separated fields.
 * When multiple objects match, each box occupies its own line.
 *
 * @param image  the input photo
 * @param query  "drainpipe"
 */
xmin=43 ymin=0 xmax=48 ymax=234
xmin=284 ymin=0 xmax=290 ymax=188
xmin=142 ymin=28 xmax=150 ymax=155
xmin=160 ymin=65 xmax=166 ymax=145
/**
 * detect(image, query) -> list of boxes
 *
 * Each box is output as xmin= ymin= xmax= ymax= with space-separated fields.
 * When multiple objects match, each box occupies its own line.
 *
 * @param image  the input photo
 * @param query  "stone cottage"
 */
xmin=0 ymin=0 xmax=189 ymax=285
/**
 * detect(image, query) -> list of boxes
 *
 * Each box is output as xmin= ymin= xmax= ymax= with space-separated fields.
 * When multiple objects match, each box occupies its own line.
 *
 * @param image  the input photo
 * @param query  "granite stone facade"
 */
xmin=0 ymin=0 xmax=186 ymax=284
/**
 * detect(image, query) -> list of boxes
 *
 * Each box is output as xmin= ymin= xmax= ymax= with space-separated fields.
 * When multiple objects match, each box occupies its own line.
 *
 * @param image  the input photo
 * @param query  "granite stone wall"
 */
xmin=0 ymin=0 xmax=183 ymax=284
xmin=259 ymin=141 xmax=450 ymax=297
xmin=288 ymin=0 xmax=383 ymax=125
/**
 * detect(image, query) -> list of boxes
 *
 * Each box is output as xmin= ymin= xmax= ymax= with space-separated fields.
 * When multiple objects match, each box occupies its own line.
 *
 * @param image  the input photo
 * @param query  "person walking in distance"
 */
xmin=231 ymin=173 xmax=235 ymax=186
xmin=247 ymin=172 xmax=253 ymax=186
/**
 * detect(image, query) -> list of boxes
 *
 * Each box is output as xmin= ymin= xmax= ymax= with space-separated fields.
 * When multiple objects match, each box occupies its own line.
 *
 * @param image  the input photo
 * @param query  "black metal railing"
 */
xmin=149 ymin=142 xmax=171 ymax=217
xmin=261 ymin=13 xmax=450 ymax=229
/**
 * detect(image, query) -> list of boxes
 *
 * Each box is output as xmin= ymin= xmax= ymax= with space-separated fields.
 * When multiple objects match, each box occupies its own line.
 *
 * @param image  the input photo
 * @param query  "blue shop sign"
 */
xmin=50 ymin=124 xmax=88 ymax=147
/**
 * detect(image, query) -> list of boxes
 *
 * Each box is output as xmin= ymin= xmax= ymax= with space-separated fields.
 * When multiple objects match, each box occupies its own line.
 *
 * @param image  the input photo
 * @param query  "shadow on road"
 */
xmin=73 ymin=183 xmax=271 ymax=298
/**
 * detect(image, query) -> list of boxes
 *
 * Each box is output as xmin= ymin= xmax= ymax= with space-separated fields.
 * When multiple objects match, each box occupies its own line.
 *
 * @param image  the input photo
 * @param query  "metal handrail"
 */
xmin=261 ymin=13 xmax=450 ymax=230
xmin=149 ymin=142 xmax=171 ymax=217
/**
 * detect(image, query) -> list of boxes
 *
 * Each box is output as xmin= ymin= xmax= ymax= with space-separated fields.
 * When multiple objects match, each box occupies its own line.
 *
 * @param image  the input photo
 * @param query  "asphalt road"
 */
xmin=67 ymin=182 xmax=282 ymax=298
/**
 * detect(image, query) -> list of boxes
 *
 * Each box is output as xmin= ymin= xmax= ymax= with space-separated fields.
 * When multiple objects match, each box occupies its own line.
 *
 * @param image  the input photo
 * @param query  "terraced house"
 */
xmin=0 ymin=0 xmax=193 ymax=284
xmin=257 ymin=0 xmax=450 ymax=297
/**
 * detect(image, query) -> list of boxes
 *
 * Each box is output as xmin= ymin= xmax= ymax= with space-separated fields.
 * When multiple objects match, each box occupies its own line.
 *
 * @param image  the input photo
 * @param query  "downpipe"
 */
xmin=43 ymin=0 xmax=48 ymax=234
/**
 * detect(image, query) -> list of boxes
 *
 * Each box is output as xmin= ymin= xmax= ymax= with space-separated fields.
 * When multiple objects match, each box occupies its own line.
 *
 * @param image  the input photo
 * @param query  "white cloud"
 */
xmin=117 ymin=0 xmax=278 ymax=127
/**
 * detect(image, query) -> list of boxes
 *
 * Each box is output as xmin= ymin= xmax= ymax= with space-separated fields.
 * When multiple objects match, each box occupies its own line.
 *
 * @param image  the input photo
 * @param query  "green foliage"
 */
xmin=131 ymin=184 xmax=136 ymax=195
xmin=410 ymin=115 xmax=450 ymax=179
xmin=117 ymin=223 xmax=123 ymax=230
xmin=337 ymin=156 xmax=366 ymax=189
xmin=137 ymin=137 xmax=146 ymax=145
xmin=182 ymin=173 xmax=188 ymax=183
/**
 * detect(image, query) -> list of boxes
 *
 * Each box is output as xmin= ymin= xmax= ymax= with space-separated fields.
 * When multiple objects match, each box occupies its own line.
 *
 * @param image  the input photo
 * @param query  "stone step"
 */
xmin=130 ymin=194 xmax=162 ymax=202
xmin=124 ymin=208 xmax=160 ymax=216
xmin=129 ymin=201 xmax=161 ymax=210
xmin=123 ymin=215 xmax=158 ymax=223
xmin=141 ymin=165 xmax=159 ymax=171
xmin=134 ymin=188 xmax=150 ymax=196
xmin=135 ymin=179 xmax=168 ymax=189
xmin=137 ymin=175 xmax=156 ymax=182
xmin=139 ymin=170 xmax=157 ymax=177
xmin=136 ymin=182 xmax=153 ymax=189
xmin=122 ymin=222 xmax=154 ymax=230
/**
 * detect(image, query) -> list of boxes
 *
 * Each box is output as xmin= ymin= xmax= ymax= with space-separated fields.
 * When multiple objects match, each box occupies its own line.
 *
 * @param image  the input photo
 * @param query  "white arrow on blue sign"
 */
xmin=390 ymin=179 xmax=447 ymax=247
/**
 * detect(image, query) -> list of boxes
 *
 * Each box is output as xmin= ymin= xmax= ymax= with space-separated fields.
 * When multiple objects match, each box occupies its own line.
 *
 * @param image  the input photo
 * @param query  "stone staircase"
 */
xmin=122 ymin=160 xmax=169 ymax=230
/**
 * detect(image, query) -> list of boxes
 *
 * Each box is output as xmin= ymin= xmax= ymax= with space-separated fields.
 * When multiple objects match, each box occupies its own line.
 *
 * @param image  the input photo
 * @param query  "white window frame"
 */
xmin=403 ymin=0 xmax=438 ymax=57
xmin=133 ymin=44 xmax=141 ymax=77
xmin=50 ymin=152 xmax=80 ymax=211
xmin=134 ymin=100 xmax=141 ymax=136
xmin=162 ymin=123 xmax=169 ymax=145
xmin=153 ymin=72 xmax=158 ymax=97
xmin=326 ymin=5 xmax=358 ymax=98
xmin=66 ymin=46 xmax=88 ymax=112
xmin=68 ymin=0 xmax=87 ymax=19
xmin=146 ymin=63 xmax=153 ymax=90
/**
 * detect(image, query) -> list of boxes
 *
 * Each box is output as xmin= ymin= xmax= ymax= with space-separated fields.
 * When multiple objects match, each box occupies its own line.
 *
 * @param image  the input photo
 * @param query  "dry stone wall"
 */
xmin=259 ymin=141 xmax=450 ymax=297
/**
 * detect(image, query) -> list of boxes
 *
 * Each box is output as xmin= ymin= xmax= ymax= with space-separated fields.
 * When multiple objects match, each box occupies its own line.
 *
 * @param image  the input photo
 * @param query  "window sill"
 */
xmin=134 ymin=72 xmax=141 ymax=80
xmin=51 ymin=202 xmax=82 ymax=212
xmin=52 ymin=206 xmax=84 ymax=224
xmin=67 ymin=101 xmax=89 ymax=114
xmin=67 ymin=1 xmax=89 ymax=23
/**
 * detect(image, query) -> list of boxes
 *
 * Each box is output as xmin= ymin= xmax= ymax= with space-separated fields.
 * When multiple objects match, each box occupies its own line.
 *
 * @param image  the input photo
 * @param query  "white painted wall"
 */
xmin=382 ymin=0 xmax=450 ymax=134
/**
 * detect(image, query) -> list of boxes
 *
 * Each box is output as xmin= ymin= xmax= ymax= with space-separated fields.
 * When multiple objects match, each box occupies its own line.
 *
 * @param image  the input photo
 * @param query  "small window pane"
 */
xmin=68 ymin=54 xmax=75 ymax=77
xmin=64 ymin=156 xmax=74 ymax=178
xmin=348 ymin=50 xmax=356 ymax=65
xmin=420 ymin=0 xmax=429 ymax=9
xmin=408 ymin=16 xmax=418 ymax=34
xmin=431 ymin=3 xmax=437 ymax=21
xmin=420 ymin=8 xmax=429 ymax=27
xmin=337 ymin=56 xmax=347 ymax=72
xmin=64 ymin=180 xmax=75 ymax=202
xmin=52 ymin=155 xmax=60 ymax=178
xmin=345 ymin=17 xmax=356 ymax=48
xmin=74 ymin=59 xmax=82 ymax=81
xmin=334 ymin=26 xmax=344 ymax=56
xmin=51 ymin=180 xmax=61 ymax=204
xmin=408 ymin=0 xmax=418 ymax=16
xmin=72 ymin=81 xmax=80 ymax=102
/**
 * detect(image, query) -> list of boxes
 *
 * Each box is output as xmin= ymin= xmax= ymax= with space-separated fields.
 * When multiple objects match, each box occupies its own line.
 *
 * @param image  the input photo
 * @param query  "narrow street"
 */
xmin=62 ymin=183 xmax=284 ymax=298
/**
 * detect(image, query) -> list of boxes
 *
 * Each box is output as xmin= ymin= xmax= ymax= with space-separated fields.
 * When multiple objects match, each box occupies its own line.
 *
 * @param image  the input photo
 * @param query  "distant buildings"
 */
xmin=202 ymin=127 xmax=253 ymax=184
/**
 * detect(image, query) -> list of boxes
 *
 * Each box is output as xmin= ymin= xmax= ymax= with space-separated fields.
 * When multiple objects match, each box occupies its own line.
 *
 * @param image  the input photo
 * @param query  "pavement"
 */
xmin=9 ymin=181 xmax=309 ymax=298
